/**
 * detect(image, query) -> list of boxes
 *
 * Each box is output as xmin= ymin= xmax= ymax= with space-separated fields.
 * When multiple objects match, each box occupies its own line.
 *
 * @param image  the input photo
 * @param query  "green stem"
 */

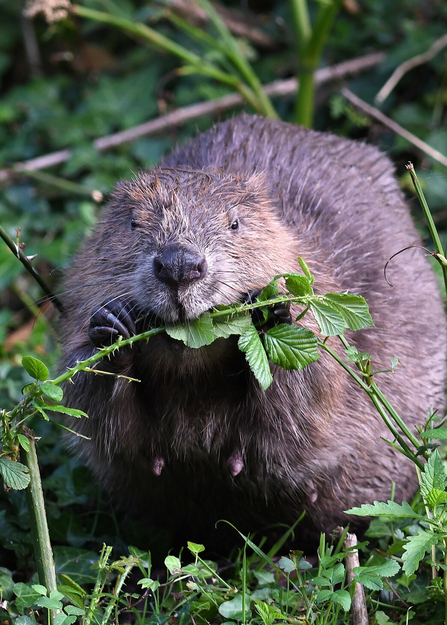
xmin=72 ymin=4 xmax=272 ymax=116
xmin=101 ymin=564 xmax=133 ymax=625
xmin=21 ymin=428 xmax=57 ymax=623
xmin=406 ymin=162 xmax=447 ymax=295
xmin=0 ymin=224 xmax=64 ymax=313
xmin=195 ymin=0 xmax=277 ymax=118
xmin=85 ymin=544 xmax=113 ymax=625
xmin=319 ymin=339 xmax=424 ymax=470
xmin=293 ymin=0 xmax=344 ymax=127
xmin=14 ymin=168 xmax=103 ymax=201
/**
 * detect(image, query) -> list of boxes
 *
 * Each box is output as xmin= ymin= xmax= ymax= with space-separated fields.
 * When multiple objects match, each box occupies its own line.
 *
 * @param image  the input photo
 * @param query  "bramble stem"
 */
xmin=0 ymin=224 xmax=63 ymax=312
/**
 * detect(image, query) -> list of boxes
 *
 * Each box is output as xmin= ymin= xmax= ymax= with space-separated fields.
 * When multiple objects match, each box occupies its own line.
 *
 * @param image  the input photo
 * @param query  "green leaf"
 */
xmin=310 ymin=300 xmax=346 ymax=336
xmin=165 ymin=555 xmax=182 ymax=575
xmin=166 ymin=313 xmax=215 ymax=348
xmin=41 ymin=382 xmax=64 ymax=402
xmin=420 ymin=450 xmax=447 ymax=501
xmin=187 ymin=541 xmax=205 ymax=555
xmin=54 ymin=613 xmax=76 ymax=625
xmin=218 ymin=594 xmax=252 ymax=620
xmin=0 ymin=458 xmax=30 ymax=490
xmin=238 ymin=324 xmax=273 ymax=390
xmin=402 ymin=530 xmax=438 ymax=576
xmin=54 ymin=547 xmax=98 ymax=584
xmin=31 ymin=584 xmax=47 ymax=596
xmin=423 ymin=428 xmax=447 ymax=439
xmin=138 ymin=578 xmax=160 ymax=591
xmin=47 ymin=405 xmax=88 ymax=418
xmin=426 ymin=489 xmax=447 ymax=508
xmin=346 ymin=500 xmax=424 ymax=520
xmin=285 ymin=275 xmax=313 ymax=297
xmin=13 ymin=582 xmax=41 ymax=612
xmin=298 ymin=257 xmax=314 ymax=283
xmin=22 ymin=356 xmax=49 ymax=381
xmin=324 ymin=293 xmax=374 ymax=331
xmin=331 ymin=563 xmax=345 ymax=585
xmin=36 ymin=596 xmax=63 ymax=610
xmin=332 ymin=589 xmax=351 ymax=611
xmin=278 ymin=557 xmax=295 ymax=573
xmin=17 ymin=434 xmax=30 ymax=452
xmin=212 ymin=312 xmax=252 ymax=339
xmin=354 ymin=559 xmax=400 ymax=590
xmin=264 ymin=324 xmax=319 ymax=370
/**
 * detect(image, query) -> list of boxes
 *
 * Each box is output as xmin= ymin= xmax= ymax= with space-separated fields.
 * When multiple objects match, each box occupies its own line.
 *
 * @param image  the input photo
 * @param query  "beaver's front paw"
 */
xmin=246 ymin=289 xmax=292 ymax=329
xmin=89 ymin=299 xmax=137 ymax=348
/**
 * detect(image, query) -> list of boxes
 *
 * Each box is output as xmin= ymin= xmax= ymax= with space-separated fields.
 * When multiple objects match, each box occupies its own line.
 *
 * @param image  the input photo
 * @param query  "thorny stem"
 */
xmin=0 ymin=224 xmax=63 ymax=312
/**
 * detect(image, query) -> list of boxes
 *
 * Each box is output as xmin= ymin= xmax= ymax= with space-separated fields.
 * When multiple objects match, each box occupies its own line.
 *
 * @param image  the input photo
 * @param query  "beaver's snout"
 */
xmin=153 ymin=243 xmax=208 ymax=289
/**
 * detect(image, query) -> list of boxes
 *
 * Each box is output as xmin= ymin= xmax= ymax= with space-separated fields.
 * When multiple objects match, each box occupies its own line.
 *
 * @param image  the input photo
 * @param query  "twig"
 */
xmin=0 ymin=52 xmax=385 ymax=183
xmin=375 ymin=34 xmax=447 ymax=105
xmin=0 ymin=225 xmax=64 ymax=313
xmin=342 ymin=532 xmax=368 ymax=625
xmin=342 ymin=87 xmax=447 ymax=169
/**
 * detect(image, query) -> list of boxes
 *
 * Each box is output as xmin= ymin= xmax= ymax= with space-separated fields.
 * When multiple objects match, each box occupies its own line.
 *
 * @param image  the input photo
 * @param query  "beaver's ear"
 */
xmin=238 ymin=172 xmax=274 ymax=208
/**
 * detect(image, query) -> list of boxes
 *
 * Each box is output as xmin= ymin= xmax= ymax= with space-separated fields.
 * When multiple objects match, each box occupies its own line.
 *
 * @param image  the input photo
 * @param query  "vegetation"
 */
xmin=1 ymin=0 xmax=447 ymax=623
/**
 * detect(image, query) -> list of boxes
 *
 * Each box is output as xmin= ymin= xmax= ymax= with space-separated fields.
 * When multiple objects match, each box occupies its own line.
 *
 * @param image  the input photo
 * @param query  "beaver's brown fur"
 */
xmin=61 ymin=114 xmax=446 ymax=551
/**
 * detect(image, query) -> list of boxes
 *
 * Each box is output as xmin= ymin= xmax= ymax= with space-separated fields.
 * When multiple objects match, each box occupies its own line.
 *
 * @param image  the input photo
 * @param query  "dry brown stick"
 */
xmin=375 ymin=34 xmax=447 ymax=105
xmin=343 ymin=532 xmax=368 ymax=625
xmin=342 ymin=87 xmax=447 ymax=169
xmin=0 ymin=52 xmax=385 ymax=183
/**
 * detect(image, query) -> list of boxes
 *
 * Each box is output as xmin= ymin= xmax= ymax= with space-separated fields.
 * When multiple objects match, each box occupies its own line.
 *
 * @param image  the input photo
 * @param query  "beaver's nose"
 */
xmin=153 ymin=244 xmax=207 ymax=288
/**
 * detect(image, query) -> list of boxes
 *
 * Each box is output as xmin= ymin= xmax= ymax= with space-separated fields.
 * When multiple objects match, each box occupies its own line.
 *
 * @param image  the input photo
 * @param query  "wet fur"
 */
xmin=61 ymin=114 xmax=446 ymax=550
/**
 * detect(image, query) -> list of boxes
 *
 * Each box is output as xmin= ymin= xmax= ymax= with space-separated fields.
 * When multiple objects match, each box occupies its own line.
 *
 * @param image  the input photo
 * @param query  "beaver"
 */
xmin=61 ymin=113 xmax=446 ymax=551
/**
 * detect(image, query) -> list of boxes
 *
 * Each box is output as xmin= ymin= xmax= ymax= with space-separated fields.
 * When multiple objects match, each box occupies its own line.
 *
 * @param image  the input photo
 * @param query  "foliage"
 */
xmin=1 ymin=0 xmax=447 ymax=623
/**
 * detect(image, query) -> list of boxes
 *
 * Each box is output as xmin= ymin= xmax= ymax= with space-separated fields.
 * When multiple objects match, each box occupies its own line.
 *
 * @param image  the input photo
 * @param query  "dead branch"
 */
xmin=342 ymin=87 xmax=447 ymax=168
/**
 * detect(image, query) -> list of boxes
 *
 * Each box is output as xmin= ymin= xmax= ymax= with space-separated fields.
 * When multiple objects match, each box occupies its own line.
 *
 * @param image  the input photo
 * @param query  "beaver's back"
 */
xmin=61 ymin=114 xmax=446 ymax=551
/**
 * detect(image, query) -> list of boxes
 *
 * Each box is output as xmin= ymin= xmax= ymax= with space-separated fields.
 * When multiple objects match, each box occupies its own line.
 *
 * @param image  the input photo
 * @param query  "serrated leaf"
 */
xmin=257 ymin=280 xmax=279 ymax=301
xmin=238 ymin=324 xmax=273 ymax=390
xmin=331 ymin=563 xmax=345 ymax=585
xmin=47 ymin=405 xmax=88 ymax=418
xmin=138 ymin=577 xmax=160 ymax=591
xmin=346 ymin=500 xmax=424 ymax=520
xmin=285 ymin=275 xmax=313 ymax=297
xmin=354 ymin=559 xmax=400 ymax=590
xmin=332 ymin=589 xmax=351 ymax=611
xmin=420 ymin=450 xmax=447 ymax=501
xmin=402 ymin=530 xmax=438 ymax=576
xmin=212 ymin=312 xmax=252 ymax=339
xmin=22 ymin=356 xmax=49 ymax=381
xmin=54 ymin=614 xmax=76 ymax=625
xmin=166 ymin=313 xmax=215 ymax=348
xmin=310 ymin=300 xmax=346 ymax=336
xmin=324 ymin=293 xmax=374 ymax=331
xmin=264 ymin=324 xmax=319 ymax=370
xmin=0 ymin=458 xmax=30 ymax=490
xmin=40 ymin=382 xmax=64 ymax=402
xmin=426 ymin=489 xmax=447 ymax=508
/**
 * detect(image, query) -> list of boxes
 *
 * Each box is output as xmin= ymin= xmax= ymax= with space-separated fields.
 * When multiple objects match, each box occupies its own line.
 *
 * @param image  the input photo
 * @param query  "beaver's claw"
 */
xmin=89 ymin=299 xmax=137 ymax=348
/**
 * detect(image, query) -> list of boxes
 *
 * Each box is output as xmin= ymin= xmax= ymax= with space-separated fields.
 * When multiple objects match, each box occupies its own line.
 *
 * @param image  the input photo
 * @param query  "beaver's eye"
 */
xmin=130 ymin=218 xmax=138 ymax=230
xmin=230 ymin=219 xmax=239 ymax=231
